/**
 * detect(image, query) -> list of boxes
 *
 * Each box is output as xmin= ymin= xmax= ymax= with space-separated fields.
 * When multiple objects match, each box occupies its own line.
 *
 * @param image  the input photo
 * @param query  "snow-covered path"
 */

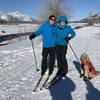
xmin=0 ymin=24 xmax=100 ymax=100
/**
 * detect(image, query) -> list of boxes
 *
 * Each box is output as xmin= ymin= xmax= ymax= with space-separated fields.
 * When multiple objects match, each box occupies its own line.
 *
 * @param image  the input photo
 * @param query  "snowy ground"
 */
xmin=0 ymin=23 xmax=87 ymax=36
xmin=0 ymin=24 xmax=38 ymax=36
xmin=69 ymin=23 xmax=88 ymax=29
xmin=0 ymin=23 xmax=39 ymax=45
xmin=0 ymin=24 xmax=100 ymax=100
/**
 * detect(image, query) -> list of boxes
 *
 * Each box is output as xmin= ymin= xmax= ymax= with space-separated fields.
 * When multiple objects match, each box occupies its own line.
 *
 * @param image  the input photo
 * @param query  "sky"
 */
xmin=0 ymin=0 xmax=100 ymax=21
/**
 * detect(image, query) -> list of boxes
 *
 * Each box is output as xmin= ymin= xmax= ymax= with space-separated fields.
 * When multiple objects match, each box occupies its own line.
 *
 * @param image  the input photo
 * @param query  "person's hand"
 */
xmin=29 ymin=34 xmax=36 ymax=40
xmin=64 ymin=36 xmax=72 ymax=42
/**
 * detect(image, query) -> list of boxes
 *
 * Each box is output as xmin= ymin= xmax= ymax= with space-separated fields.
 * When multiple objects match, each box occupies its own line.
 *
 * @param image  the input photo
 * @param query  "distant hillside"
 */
xmin=79 ymin=12 xmax=100 ymax=24
xmin=0 ymin=11 xmax=39 ymax=24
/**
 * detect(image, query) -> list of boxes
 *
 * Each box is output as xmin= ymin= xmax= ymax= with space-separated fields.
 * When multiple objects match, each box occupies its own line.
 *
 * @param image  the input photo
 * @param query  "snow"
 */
xmin=0 ymin=24 xmax=100 ymax=100
xmin=0 ymin=13 xmax=8 ymax=20
xmin=70 ymin=23 xmax=88 ymax=28
xmin=0 ymin=11 xmax=33 ymax=22
xmin=0 ymin=24 xmax=39 ymax=36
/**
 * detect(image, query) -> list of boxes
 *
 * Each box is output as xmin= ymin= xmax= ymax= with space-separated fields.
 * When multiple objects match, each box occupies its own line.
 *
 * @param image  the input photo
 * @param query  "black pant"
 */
xmin=56 ymin=45 xmax=68 ymax=76
xmin=41 ymin=47 xmax=55 ymax=76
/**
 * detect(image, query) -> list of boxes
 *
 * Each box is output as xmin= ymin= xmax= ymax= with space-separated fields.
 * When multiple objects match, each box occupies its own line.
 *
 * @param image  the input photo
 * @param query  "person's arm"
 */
xmin=69 ymin=26 xmax=76 ymax=38
xmin=64 ymin=25 xmax=76 ymax=41
xmin=29 ymin=25 xmax=44 ymax=40
xmin=34 ymin=25 xmax=44 ymax=36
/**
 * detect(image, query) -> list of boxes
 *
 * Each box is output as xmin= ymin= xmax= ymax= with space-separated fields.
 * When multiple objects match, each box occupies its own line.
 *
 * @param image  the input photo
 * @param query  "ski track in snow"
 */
xmin=0 ymin=24 xmax=100 ymax=100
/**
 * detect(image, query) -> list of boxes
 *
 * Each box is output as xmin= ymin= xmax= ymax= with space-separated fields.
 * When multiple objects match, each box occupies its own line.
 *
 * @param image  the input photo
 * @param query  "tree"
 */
xmin=39 ymin=0 xmax=72 ymax=20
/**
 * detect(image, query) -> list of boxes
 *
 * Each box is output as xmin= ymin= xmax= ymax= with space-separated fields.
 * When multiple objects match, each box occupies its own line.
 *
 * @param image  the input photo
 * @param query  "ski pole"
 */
xmin=68 ymin=42 xmax=84 ymax=76
xmin=68 ymin=42 xmax=80 ymax=64
xmin=31 ymin=39 xmax=39 ymax=72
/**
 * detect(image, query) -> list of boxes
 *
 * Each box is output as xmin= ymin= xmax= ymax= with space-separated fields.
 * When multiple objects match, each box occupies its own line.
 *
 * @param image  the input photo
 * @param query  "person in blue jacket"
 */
xmin=55 ymin=16 xmax=76 ymax=76
xmin=29 ymin=15 xmax=56 ymax=76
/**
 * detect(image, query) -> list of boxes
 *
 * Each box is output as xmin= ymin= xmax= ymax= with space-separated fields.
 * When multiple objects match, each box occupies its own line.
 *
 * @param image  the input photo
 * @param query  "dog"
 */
xmin=80 ymin=52 xmax=97 ymax=81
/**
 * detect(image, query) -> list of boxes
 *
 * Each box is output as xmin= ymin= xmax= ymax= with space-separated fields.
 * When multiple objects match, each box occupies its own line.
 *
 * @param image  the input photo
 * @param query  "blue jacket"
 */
xmin=34 ymin=21 xmax=56 ymax=48
xmin=56 ymin=16 xmax=76 ymax=46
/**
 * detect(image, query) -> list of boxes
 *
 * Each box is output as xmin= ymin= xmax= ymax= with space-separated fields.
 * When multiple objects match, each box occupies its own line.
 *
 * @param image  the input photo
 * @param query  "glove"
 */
xmin=64 ymin=36 xmax=72 ymax=42
xmin=29 ymin=34 xmax=36 ymax=40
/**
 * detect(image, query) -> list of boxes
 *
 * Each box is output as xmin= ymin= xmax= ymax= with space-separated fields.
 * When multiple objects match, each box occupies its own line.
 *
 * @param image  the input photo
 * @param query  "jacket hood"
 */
xmin=58 ymin=16 xmax=68 ymax=24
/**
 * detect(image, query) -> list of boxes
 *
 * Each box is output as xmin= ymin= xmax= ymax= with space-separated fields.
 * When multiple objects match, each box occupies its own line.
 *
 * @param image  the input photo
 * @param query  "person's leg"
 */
xmin=56 ymin=45 xmax=63 ymax=76
xmin=48 ymin=47 xmax=56 ymax=75
xmin=61 ymin=45 xmax=68 ymax=76
xmin=41 ymin=48 xmax=48 ymax=76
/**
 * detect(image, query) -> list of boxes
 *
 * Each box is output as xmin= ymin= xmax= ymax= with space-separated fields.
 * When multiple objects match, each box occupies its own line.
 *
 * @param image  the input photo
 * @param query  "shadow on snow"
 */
xmin=49 ymin=76 xmax=76 ymax=100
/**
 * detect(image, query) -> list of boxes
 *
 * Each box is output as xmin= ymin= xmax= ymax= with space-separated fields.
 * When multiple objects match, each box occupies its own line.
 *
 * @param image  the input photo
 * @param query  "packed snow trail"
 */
xmin=0 ymin=24 xmax=100 ymax=100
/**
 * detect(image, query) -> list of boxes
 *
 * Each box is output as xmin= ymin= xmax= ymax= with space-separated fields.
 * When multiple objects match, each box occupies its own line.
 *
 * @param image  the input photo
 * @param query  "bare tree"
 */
xmin=88 ymin=12 xmax=92 ymax=25
xmin=39 ymin=0 xmax=72 ymax=20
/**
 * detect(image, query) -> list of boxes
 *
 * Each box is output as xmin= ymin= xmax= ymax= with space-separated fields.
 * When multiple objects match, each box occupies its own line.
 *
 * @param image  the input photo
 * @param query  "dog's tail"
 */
xmin=96 ymin=71 xmax=100 ymax=76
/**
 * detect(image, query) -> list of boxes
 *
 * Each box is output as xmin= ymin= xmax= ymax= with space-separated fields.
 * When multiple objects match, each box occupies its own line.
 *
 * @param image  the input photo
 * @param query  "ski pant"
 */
xmin=56 ymin=45 xmax=68 ymax=76
xmin=41 ymin=47 xmax=56 ymax=76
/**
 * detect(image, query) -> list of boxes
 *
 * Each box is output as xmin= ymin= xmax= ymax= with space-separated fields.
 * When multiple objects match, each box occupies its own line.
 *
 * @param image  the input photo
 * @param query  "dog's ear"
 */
xmin=80 ymin=55 xmax=85 ymax=62
xmin=80 ymin=53 xmax=90 ymax=62
xmin=84 ymin=53 xmax=90 ymax=61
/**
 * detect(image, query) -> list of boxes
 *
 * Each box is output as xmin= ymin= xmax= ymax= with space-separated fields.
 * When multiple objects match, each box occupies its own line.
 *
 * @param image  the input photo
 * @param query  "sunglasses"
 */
xmin=49 ymin=18 xmax=56 ymax=21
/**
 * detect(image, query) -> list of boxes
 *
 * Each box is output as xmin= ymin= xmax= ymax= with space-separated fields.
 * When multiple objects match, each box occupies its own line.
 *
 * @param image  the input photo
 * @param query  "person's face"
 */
xmin=49 ymin=17 xmax=56 ymax=25
xmin=60 ymin=21 xmax=66 ymax=28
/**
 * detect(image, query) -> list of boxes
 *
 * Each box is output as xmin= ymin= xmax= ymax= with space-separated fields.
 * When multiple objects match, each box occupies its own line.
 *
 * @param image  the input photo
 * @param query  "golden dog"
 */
xmin=80 ymin=52 xmax=97 ymax=80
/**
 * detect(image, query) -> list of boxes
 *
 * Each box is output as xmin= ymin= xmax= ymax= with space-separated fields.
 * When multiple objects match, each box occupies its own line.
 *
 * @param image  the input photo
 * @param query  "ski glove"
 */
xmin=64 ymin=36 xmax=72 ymax=42
xmin=29 ymin=34 xmax=36 ymax=40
